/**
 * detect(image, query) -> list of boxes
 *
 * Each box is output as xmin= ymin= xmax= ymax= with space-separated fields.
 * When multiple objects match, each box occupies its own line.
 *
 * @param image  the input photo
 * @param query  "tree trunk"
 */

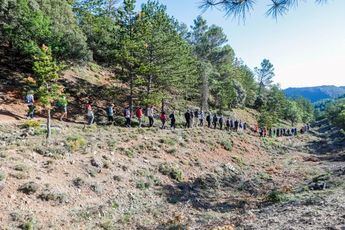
xmin=161 ymin=98 xmax=165 ymax=112
xmin=46 ymin=109 xmax=51 ymax=139
xmin=147 ymin=74 xmax=153 ymax=95
xmin=129 ymin=72 xmax=134 ymax=114
xmin=201 ymin=67 xmax=209 ymax=111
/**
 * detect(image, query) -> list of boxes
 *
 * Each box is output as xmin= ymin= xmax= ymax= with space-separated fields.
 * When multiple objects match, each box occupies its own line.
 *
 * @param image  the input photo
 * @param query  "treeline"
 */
xmin=0 ymin=0 xmax=314 ymax=127
xmin=315 ymin=96 xmax=345 ymax=129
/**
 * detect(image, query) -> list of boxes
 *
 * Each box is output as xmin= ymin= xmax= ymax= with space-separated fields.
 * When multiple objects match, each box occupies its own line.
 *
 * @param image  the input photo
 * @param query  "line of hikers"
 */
xmin=255 ymin=124 xmax=310 ymax=138
xmin=25 ymin=93 xmax=310 ymax=137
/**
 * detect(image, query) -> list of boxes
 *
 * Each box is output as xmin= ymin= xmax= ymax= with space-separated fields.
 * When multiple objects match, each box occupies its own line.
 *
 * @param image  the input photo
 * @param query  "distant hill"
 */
xmin=284 ymin=85 xmax=345 ymax=103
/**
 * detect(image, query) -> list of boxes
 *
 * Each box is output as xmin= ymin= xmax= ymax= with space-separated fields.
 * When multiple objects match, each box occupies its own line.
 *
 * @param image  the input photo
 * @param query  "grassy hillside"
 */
xmin=0 ymin=120 xmax=344 ymax=229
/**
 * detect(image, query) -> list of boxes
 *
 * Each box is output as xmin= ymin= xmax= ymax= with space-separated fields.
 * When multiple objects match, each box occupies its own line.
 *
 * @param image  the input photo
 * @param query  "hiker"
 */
xmin=234 ymin=120 xmax=239 ymax=131
xmin=194 ymin=110 xmax=199 ymax=124
xmin=59 ymin=96 xmax=68 ymax=122
xmin=199 ymin=110 xmax=205 ymax=127
xmin=160 ymin=111 xmax=167 ymax=129
xmin=239 ymin=121 xmax=243 ymax=131
xmin=147 ymin=106 xmax=155 ymax=127
xmin=190 ymin=110 xmax=194 ymax=128
xmin=212 ymin=114 xmax=218 ymax=129
xmin=243 ymin=122 xmax=247 ymax=131
xmin=124 ymin=107 xmax=131 ymax=128
xmin=25 ymin=91 xmax=35 ymax=119
xmin=219 ymin=115 xmax=224 ymax=130
xmin=169 ymin=111 xmax=176 ymax=130
xmin=263 ymin=128 xmax=267 ymax=137
xmin=206 ymin=113 xmax=211 ymax=128
xmin=135 ymin=106 xmax=143 ymax=128
xmin=106 ymin=103 xmax=114 ymax=124
xmin=226 ymin=118 xmax=231 ymax=131
xmin=184 ymin=110 xmax=191 ymax=128
xmin=27 ymin=104 xmax=36 ymax=119
xmin=230 ymin=119 xmax=234 ymax=130
xmin=86 ymin=101 xmax=94 ymax=125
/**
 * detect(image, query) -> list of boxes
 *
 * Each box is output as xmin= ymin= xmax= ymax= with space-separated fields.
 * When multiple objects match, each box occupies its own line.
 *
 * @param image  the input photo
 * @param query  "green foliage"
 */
xmin=21 ymin=120 xmax=41 ymax=129
xmin=284 ymin=100 xmax=303 ymax=126
xmin=220 ymin=139 xmax=233 ymax=151
xmin=33 ymin=46 xmax=63 ymax=108
xmin=66 ymin=135 xmax=87 ymax=151
xmin=159 ymin=163 xmax=184 ymax=182
xmin=325 ymin=98 xmax=345 ymax=129
xmin=255 ymin=59 xmax=274 ymax=96
xmin=1 ymin=0 xmax=90 ymax=60
xmin=258 ymin=111 xmax=275 ymax=129
xmin=266 ymin=189 xmax=288 ymax=203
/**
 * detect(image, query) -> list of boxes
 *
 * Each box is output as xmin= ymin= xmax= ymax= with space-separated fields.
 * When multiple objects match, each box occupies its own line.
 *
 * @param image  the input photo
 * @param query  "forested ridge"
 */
xmin=0 ymin=0 xmax=319 ymax=129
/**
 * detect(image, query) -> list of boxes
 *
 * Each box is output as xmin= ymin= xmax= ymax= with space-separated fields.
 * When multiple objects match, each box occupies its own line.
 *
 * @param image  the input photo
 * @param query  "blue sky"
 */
xmin=136 ymin=0 xmax=345 ymax=89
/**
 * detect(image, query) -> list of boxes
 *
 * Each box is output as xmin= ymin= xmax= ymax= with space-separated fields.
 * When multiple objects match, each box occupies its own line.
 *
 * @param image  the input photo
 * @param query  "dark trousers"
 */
xmin=199 ymin=119 xmax=204 ymax=126
xmin=170 ymin=120 xmax=176 ymax=129
xmin=125 ymin=118 xmax=131 ymax=127
xmin=108 ymin=116 xmax=114 ymax=122
xmin=207 ymin=120 xmax=211 ymax=128
xmin=149 ymin=117 xmax=154 ymax=127
xmin=186 ymin=119 xmax=191 ymax=128
xmin=219 ymin=123 xmax=223 ymax=130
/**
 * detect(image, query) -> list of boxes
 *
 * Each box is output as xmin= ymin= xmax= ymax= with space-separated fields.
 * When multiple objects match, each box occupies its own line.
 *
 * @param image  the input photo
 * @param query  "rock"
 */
xmin=91 ymin=157 xmax=104 ymax=168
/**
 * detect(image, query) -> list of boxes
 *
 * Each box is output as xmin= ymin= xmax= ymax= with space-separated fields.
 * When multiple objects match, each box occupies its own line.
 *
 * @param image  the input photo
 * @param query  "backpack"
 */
xmin=25 ymin=95 xmax=33 ymax=104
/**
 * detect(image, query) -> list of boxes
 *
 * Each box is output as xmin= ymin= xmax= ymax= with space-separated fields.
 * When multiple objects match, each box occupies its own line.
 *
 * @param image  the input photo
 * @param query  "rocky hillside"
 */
xmin=284 ymin=85 xmax=345 ymax=103
xmin=0 ymin=119 xmax=344 ymax=229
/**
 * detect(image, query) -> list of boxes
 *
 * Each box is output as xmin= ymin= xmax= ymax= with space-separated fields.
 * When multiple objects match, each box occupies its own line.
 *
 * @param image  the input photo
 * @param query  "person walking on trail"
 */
xmin=226 ymin=117 xmax=231 ymax=131
xmin=169 ymin=110 xmax=176 ymax=130
xmin=243 ymin=122 xmax=247 ymax=131
xmin=106 ymin=103 xmax=114 ymax=124
xmin=86 ymin=101 xmax=94 ymax=125
xmin=190 ymin=110 xmax=194 ymax=128
xmin=160 ymin=111 xmax=167 ymax=129
xmin=184 ymin=110 xmax=191 ymax=128
xmin=147 ymin=106 xmax=155 ymax=127
xmin=206 ymin=113 xmax=211 ymax=128
xmin=239 ymin=121 xmax=243 ymax=131
xmin=230 ymin=119 xmax=234 ymax=130
xmin=212 ymin=114 xmax=218 ymax=129
xmin=219 ymin=115 xmax=224 ymax=130
xmin=135 ymin=106 xmax=143 ymax=128
xmin=263 ymin=128 xmax=267 ymax=137
xmin=25 ymin=91 xmax=35 ymax=119
xmin=234 ymin=120 xmax=239 ymax=131
xmin=199 ymin=110 xmax=205 ymax=127
xmin=124 ymin=107 xmax=131 ymax=128
xmin=194 ymin=110 xmax=199 ymax=124
xmin=58 ymin=96 xmax=68 ymax=122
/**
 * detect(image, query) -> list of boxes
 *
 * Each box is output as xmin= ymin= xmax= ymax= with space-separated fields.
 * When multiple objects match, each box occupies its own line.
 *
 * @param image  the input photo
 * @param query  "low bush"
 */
xmin=18 ymin=182 xmax=39 ymax=195
xmin=66 ymin=135 xmax=87 ymax=152
xmin=159 ymin=163 xmax=184 ymax=182
xmin=266 ymin=189 xmax=287 ymax=203
xmin=21 ymin=120 xmax=41 ymax=129
xmin=221 ymin=140 xmax=233 ymax=151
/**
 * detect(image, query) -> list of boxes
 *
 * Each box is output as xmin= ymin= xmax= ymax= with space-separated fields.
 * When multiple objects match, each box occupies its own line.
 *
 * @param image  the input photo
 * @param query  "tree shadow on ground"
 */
xmin=0 ymin=110 xmax=25 ymax=120
xmin=305 ymin=120 xmax=345 ymax=162
xmin=160 ymin=165 xmax=266 ymax=213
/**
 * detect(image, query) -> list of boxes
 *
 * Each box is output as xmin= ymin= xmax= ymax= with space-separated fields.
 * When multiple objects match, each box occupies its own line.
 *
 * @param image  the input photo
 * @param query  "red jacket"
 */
xmin=136 ymin=108 xmax=143 ymax=118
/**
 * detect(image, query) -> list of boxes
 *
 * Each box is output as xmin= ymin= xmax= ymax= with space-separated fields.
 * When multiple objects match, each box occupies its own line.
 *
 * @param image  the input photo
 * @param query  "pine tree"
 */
xmin=32 ymin=45 xmax=63 ymax=139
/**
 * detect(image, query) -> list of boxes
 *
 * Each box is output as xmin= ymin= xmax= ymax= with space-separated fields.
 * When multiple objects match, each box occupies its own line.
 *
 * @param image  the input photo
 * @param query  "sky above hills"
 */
xmin=136 ymin=0 xmax=345 ymax=89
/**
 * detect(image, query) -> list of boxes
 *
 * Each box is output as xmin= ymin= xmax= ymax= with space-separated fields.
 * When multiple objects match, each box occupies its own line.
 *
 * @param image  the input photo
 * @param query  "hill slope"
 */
xmin=284 ymin=85 xmax=345 ymax=103
xmin=0 ymin=120 xmax=344 ymax=229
